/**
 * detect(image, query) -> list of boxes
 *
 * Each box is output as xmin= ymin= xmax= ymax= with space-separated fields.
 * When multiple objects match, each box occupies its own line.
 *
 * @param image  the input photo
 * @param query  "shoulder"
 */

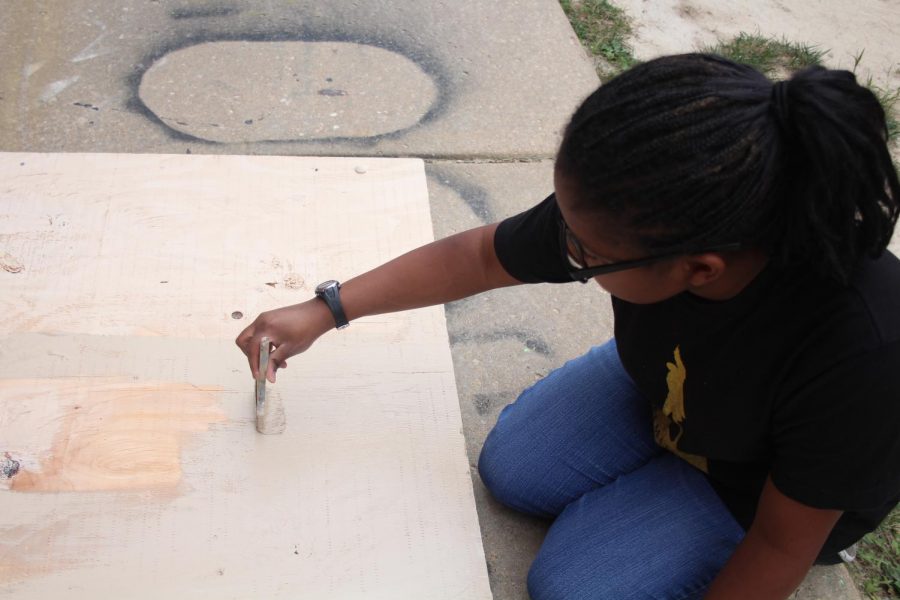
xmin=493 ymin=193 xmax=571 ymax=284
xmin=845 ymin=250 xmax=900 ymax=343
xmin=773 ymin=253 xmax=900 ymax=422
xmin=783 ymin=251 xmax=900 ymax=361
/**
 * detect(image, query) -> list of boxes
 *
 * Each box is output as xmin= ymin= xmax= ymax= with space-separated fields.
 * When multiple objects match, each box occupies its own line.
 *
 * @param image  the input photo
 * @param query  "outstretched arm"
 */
xmin=236 ymin=223 xmax=522 ymax=380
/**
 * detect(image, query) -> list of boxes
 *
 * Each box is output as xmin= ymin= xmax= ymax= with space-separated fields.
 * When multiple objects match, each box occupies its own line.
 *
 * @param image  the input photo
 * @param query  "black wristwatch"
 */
xmin=315 ymin=280 xmax=349 ymax=330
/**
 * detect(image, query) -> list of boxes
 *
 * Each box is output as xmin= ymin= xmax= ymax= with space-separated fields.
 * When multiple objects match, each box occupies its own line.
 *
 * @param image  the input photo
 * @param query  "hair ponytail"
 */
xmin=768 ymin=66 xmax=899 ymax=282
xmin=557 ymin=54 xmax=900 ymax=284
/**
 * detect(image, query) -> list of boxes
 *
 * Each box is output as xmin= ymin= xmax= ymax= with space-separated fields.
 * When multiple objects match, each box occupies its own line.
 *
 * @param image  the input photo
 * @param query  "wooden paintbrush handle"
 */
xmin=256 ymin=336 xmax=270 ymax=415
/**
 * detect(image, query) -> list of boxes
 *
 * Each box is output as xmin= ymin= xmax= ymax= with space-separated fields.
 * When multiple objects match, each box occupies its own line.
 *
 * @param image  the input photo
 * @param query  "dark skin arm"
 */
xmin=705 ymin=477 xmax=842 ymax=599
xmin=235 ymin=223 xmax=521 ymax=380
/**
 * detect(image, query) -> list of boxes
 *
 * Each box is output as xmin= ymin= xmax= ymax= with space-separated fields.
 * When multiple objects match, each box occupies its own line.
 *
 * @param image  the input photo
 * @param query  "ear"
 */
xmin=682 ymin=253 xmax=726 ymax=288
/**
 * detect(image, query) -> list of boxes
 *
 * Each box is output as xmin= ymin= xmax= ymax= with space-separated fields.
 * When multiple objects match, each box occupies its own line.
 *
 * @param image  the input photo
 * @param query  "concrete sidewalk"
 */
xmin=0 ymin=1 xmax=865 ymax=598
xmin=0 ymin=0 xmax=596 ymax=158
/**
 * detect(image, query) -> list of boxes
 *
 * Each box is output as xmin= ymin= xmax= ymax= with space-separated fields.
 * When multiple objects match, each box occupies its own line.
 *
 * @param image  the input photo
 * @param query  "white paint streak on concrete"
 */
xmin=71 ymin=32 xmax=108 ymax=63
xmin=23 ymin=62 xmax=44 ymax=79
xmin=39 ymin=76 xmax=80 ymax=103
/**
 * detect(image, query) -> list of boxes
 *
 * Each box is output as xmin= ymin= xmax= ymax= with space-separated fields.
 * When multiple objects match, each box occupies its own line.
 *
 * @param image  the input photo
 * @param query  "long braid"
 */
xmin=557 ymin=53 xmax=900 ymax=283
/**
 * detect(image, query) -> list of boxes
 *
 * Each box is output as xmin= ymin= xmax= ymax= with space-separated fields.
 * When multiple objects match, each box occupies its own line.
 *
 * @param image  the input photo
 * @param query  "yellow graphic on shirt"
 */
xmin=653 ymin=346 xmax=709 ymax=473
xmin=664 ymin=346 xmax=687 ymax=423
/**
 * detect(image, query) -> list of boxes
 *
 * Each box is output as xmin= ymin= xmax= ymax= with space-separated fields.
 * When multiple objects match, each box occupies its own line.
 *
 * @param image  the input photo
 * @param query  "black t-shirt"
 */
xmin=494 ymin=193 xmax=900 ymax=560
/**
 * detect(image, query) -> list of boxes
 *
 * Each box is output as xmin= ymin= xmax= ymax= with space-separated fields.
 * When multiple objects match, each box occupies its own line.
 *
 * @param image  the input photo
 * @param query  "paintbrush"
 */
xmin=256 ymin=337 xmax=285 ymax=434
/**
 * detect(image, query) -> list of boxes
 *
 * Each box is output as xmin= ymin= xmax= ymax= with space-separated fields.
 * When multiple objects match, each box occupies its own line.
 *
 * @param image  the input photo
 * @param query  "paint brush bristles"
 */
xmin=256 ymin=337 xmax=285 ymax=434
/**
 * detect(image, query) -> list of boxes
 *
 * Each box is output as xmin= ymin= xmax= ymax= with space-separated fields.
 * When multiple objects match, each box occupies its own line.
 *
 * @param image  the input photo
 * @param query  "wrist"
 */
xmin=304 ymin=298 xmax=337 ymax=337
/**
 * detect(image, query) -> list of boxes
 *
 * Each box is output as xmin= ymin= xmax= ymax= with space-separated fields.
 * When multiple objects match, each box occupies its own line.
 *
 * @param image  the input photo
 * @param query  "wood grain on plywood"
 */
xmin=0 ymin=153 xmax=490 ymax=599
xmin=2 ymin=378 xmax=225 ymax=493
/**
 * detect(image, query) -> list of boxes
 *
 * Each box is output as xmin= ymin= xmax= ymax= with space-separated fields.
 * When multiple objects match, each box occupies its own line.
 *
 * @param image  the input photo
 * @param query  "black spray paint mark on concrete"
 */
xmin=1 ymin=453 xmax=20 ymax=479
xmin=449 ymin=329 xmax=552 ymax=357
xmin=472 ymin=391 xmax=515 ymax=416
xmin=426 ymin=166 xmax=493 ymax=223
xmin=125 ymin=25 xmax=454 ymax=146
xmin=170 ymin=6 xmax=241 ymax=20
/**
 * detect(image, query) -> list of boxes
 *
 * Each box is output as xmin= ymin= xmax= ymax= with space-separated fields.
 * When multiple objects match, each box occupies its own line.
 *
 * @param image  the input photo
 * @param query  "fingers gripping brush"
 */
xmin=256 ymin=337 xmax=286 ymax=434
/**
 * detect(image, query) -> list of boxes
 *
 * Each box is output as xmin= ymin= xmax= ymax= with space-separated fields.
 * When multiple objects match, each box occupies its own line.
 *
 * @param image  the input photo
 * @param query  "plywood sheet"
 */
xmin=0 ymin=153 xmax=491 ymax=599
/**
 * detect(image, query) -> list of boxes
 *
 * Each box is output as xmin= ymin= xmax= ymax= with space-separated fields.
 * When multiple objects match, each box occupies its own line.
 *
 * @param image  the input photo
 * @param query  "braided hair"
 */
xmin=556 ymin=53 xmax=899 ymax=283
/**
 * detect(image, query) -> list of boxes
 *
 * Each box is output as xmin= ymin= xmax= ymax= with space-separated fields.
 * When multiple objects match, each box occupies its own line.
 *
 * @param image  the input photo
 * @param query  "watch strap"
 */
xmin=317 ymin=283 xmax=349 ymax=330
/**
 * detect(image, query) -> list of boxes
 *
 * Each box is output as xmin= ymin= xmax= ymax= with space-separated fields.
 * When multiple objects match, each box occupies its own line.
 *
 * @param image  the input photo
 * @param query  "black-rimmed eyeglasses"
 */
xmin=558 ymin=216 xmax=742 ymax=283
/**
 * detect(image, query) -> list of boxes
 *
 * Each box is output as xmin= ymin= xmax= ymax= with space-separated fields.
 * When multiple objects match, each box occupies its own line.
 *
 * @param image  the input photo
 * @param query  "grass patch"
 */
xmin=559 ymin=0 xmax=636 ymax=81
xmin=869 ymin=85 xmax=900 ymax=140
xmin=562 ymin=12 xmax=898 ymax=142
xmin=706 ymin=34 xmax=899 ymax=143
xmin=875 ymin=87 xmax=900 ymax=144
xmin=852 ymin=53 xmax=900 ymax=144
xmin=866 ymin=81 xmax=900 ymax=146
xmin=702 ymin=32 xmax=825 ymax=79
xmin=847 ymin=505 xmax=900 ymax=599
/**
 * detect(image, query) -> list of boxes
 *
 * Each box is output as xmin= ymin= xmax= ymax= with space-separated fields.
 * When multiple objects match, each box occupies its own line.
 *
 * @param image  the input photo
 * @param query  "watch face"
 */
xmin=316 ymin=280 xmax=339 ymax=293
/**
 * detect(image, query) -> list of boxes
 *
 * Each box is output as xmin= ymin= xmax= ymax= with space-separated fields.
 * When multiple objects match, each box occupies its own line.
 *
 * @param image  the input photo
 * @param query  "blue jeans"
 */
xmin=478 ymin=340 xmax=745 ymax=600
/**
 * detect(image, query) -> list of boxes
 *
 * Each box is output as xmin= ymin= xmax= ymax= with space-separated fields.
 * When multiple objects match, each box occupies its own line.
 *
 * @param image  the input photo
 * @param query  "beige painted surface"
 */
xmin=0 ymin=153 xmax=491 ymax=599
